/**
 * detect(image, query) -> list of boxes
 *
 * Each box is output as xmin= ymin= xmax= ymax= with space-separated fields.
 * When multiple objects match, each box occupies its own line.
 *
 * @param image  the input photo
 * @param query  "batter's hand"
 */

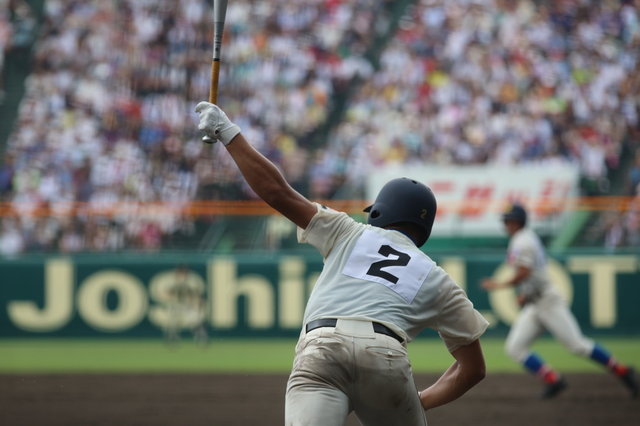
xmin=195 ymin=102 xmax=241 ymax=145
xmin=480 ymin=278 xmax=500 ymax=291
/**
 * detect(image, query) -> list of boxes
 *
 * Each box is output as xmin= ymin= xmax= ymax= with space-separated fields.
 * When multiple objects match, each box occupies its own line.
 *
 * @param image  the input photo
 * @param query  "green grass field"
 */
xmin=1 ymin=337 xmax=639 ymax=374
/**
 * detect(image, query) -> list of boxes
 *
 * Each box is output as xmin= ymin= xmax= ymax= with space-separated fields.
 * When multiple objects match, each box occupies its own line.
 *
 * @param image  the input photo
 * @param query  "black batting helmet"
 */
xmin=363 ymin=178 xmax=437 ymax=247
xmin=502 ymin=203 xmax=527 ymax=226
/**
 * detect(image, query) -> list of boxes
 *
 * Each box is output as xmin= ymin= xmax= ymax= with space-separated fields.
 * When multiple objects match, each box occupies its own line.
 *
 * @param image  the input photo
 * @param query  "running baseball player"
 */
xmin=482 ymin=203 xmax=638 ymax=399
xmin=195 ymin=102 xmax=489 ymax=426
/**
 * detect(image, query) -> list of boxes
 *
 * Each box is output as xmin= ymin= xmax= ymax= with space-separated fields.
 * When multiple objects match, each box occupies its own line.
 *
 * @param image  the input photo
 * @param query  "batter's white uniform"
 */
xmin=503 ymin=228 xmax=595 ymax=363
xmin=285 ymin=204 xmax=488 ymax=426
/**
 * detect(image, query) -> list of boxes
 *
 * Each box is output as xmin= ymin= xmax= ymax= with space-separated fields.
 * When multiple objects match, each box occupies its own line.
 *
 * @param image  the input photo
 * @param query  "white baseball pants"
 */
xmin=285 ymin=319 xmax=426 ymax=426
xmin=505 ymin=291 xmax=595 ymax=362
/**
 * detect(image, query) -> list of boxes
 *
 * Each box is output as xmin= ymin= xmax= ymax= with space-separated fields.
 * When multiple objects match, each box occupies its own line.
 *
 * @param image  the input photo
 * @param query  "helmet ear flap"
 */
xmin=363 ymin=204 xmax=381 ymax=218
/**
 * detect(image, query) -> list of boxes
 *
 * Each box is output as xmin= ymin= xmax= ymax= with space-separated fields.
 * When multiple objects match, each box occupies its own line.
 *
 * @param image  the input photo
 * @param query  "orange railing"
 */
xmin=0 ymin=197 xmax=638 ymax=218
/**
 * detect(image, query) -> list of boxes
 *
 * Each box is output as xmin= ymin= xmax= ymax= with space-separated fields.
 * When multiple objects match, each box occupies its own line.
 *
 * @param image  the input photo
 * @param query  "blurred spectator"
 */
xmin=603 ymin=211 xmax=625 ymax=251
xmin=58 ymin=219 xmax=85 ymax=253
xmin=623 ymin=201 xmax=640 ymax=246
xmin=0 ymin=217 xmax=24 ymax=258
xmin=0 ymin=0 xmax=37 ymax=104
xmin=626 ymin=149 xmax=640 ymax=196
xmin=8 ymin=0 xmax=36 ymax=51
xmin=578 ymin=130 xmax=609 ymax=195
xmin=0 ymin=0 xmax=12 ymax=103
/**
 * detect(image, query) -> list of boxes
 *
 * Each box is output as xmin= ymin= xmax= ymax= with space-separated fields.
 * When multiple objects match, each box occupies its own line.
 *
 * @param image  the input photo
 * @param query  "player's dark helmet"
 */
xmin=363 ymin=177 xmax=437 ymax=247
xmin=502 ymin=203 xmax=527 ymax=226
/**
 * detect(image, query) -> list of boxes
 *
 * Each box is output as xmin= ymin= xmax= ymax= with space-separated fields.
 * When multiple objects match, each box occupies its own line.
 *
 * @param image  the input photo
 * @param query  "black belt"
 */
xmin=305 ymin=319 xmax=403 ymax=344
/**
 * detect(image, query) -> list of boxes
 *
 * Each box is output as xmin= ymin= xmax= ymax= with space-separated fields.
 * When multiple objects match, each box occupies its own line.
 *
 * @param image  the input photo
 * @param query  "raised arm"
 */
xmin=195 ymin=102 xmax=317 ymax=229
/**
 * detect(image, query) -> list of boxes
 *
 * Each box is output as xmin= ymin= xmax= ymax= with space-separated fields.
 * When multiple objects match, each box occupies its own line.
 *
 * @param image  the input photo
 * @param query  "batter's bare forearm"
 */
xmin=225 ymin=133 xmax=288 ymax=203
xmin=420 ymin=363 xmax=483 ymax=410
xmin=419 ymin=340 xmax=485 ymax=410
xmin=225 ymin=134 xmax=316 ymax=229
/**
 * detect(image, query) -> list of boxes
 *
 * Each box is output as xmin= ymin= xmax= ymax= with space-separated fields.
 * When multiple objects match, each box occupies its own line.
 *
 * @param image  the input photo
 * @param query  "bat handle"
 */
xmin=209 ymin=60 xmax=221 ymax=105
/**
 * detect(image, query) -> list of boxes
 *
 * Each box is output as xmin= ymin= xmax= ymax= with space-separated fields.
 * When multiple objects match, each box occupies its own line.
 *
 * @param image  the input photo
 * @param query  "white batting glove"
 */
xmin=195 ymin=102 xmax=241 ymax=145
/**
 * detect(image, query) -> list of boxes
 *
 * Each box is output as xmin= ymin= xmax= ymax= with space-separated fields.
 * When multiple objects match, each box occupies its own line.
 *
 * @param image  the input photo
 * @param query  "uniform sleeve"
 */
xmin=297 ymin=203 xmax=360 ymax=258
xmin=436 ymin=280 xmax=489 ymax=353
xmin=508 ymin=236 xmax=536 ymax=268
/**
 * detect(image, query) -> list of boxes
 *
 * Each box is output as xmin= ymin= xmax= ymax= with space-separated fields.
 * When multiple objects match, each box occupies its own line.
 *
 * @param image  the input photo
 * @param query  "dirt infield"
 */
xmin=1 ymin=373 xmax=638 ymax=426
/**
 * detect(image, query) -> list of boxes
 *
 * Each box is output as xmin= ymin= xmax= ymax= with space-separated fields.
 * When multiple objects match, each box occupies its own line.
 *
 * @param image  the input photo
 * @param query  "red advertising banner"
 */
xmin=367 ymin=165 xmax=580 ymax=236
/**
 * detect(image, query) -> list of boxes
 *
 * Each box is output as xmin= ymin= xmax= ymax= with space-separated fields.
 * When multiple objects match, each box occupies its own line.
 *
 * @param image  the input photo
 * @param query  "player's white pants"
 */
xmin=505 ymin=290 xmax=595 ymax=363
xmin=285 ymin=319 xmax=426 ymax=426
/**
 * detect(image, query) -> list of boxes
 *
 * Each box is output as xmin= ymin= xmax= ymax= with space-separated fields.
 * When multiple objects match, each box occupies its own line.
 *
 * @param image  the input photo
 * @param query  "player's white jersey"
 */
xmin=298 ymin=203 xmax=488 ymax=351
xmin=506 ymin=227 xmax=551 ymax=301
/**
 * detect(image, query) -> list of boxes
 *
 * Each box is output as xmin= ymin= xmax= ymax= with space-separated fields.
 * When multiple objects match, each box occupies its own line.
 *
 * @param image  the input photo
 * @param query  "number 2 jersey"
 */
xmin=297 ymin=203 xmax=488 ymax=352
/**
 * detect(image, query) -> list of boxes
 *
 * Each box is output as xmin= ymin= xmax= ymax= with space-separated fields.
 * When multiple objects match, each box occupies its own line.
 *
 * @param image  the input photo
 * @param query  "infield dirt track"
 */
xmin=1 ymin=373 xmax=638 ymax=425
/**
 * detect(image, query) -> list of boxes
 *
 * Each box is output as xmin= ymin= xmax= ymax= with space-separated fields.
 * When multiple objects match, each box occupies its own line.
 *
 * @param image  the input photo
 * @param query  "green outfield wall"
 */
xmin=0 ymin=252 xmax=638 ymax=338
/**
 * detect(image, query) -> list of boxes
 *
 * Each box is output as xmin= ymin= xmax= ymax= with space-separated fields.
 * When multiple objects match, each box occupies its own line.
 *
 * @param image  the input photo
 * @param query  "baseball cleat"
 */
xmin=540 ymin=377 xmax=567 ymax=400
xmin=620 ymin=367 xmax=638 ymax=398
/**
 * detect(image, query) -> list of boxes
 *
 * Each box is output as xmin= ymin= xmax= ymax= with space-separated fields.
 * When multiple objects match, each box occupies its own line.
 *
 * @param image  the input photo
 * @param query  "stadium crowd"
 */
xmin=327 ymin=0 xmax=639 ymax=193
xmin=0 ymin=0 xmax=378 ymax=255
xmin=0 ymin=0 xmax=639 ymax=256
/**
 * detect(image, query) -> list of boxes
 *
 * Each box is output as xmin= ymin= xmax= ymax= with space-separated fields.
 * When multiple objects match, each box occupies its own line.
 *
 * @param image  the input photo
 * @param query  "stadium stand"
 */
xmin=0 ymin=0 xmax=387 ymax=254
xmin=0 ymin=0 xmax=639 ymax=255
xmin=323 ymin=0 xmax=639 ymax=197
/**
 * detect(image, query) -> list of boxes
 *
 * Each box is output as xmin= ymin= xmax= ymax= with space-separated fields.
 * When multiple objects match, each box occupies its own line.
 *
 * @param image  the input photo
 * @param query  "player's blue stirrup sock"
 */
xmin=590 ymin=344 xmax=629 ymax=377
xmin=591 ymin=344 xmax=612 ymax=365
xmin=523 ymin=353 xmax=545 ymax=373
xmin=523 ymin=353 xmax=560 ymax=384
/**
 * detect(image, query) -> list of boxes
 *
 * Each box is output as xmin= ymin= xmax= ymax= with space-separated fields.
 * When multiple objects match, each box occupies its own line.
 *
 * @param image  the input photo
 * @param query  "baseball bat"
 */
xmin=210 ymin=0 xmax=229 ymax=105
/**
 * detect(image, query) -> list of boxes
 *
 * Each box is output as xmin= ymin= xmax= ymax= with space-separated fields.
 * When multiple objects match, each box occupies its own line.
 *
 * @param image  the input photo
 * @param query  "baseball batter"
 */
xmin=196 ymin=102 xmax=489 ymax=425
xmin=482 ymin=204 xmax=638 ymax=399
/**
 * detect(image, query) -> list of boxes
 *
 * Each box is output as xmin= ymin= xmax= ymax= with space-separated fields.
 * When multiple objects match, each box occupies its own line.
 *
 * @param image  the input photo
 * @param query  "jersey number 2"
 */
xmin=366 ymin=245 xmax=410 ymax=284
